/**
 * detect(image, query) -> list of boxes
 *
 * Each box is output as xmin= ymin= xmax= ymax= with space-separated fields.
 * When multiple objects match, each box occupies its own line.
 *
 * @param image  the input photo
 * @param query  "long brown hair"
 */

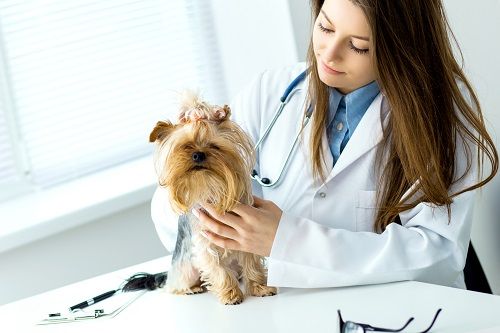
xmin=306 ymin=0 xmax=498 ymax=232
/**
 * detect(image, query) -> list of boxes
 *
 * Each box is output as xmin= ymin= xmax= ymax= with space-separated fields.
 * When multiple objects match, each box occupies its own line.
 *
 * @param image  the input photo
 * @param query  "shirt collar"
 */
xmin=328 ymin=80 xmax=380 ymax=131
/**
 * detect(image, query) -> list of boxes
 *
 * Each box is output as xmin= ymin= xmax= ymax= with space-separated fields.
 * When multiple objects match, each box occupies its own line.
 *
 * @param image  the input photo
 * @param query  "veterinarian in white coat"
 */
xmin=151 ymin=0 xmax=497 ymax=289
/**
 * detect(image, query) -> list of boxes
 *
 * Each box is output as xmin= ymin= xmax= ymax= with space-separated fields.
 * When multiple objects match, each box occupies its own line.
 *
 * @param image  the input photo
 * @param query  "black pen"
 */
xmin=69 ymin=289 xmax=118 ymax=312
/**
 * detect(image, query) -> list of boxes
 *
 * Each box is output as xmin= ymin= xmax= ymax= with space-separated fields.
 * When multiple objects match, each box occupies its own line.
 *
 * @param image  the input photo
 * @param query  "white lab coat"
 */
xmin=151 ymin=62 xmax=478 ymax=289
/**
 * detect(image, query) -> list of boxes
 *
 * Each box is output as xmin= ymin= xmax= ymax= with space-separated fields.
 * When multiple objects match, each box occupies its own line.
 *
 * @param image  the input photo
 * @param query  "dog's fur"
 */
xmin=149 ymin=91 xmax=277 ymax=304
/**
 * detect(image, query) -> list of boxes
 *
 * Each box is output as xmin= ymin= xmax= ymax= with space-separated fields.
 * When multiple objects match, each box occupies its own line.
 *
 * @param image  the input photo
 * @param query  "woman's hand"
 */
xmin=192 ymin=196 xmax=282 ymax=257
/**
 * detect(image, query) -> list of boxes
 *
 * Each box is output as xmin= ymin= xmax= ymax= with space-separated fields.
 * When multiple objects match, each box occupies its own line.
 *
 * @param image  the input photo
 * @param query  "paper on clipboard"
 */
xmin=37 ymin=290 xmax=146 ymax=325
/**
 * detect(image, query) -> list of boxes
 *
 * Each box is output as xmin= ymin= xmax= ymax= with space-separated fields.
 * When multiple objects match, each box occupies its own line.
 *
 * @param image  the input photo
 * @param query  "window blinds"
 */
xmin=0 ymin=93 xmax=18 ymax=185
xmin=0 ymin=0 xmax=225 ymax=190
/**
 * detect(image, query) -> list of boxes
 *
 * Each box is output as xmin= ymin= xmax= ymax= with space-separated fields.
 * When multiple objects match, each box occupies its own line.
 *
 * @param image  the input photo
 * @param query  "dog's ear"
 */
xmin=149 ymin=121 xmax=175 ymax=142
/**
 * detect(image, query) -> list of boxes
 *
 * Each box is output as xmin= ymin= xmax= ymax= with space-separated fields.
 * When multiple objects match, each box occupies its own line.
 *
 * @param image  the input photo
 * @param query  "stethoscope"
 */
xmin=251 ymin=69 xmax=311 ymax=187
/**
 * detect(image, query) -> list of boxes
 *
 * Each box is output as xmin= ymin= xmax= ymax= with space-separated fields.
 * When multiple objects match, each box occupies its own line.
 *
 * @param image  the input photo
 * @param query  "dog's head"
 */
xmin=150 ymin=91 xmax=255 ymax=214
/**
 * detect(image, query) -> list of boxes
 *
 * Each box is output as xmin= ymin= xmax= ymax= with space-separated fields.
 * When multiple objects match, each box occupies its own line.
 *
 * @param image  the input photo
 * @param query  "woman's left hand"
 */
xmin=193 ymin=196 xmax=282 ymax=257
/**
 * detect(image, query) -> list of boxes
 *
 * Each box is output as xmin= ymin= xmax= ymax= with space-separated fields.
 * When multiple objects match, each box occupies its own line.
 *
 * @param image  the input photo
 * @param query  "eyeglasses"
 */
xmin=338 ymin=308 xmax=442 ymax=333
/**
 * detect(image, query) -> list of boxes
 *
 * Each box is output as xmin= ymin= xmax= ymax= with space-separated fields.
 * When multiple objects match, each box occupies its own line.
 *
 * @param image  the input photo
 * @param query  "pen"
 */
xmin=69 ymin=289 xmax=118 ymax=312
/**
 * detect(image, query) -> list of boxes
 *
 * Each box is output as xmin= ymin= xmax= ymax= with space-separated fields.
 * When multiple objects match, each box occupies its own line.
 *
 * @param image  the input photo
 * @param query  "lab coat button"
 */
xmin=336 ymin=122 xmax=344 ymax=131
xmin=319 ymin=192 xmax=326 ymax=198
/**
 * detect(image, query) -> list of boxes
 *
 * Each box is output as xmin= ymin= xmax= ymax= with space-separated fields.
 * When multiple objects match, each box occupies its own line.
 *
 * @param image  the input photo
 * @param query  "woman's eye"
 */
xmin=318 ymin=20 xmax=369 ymax=55
xmin=318 ymin=22 xmax=334 ymax=34
xmin=349 ymin=41 xmax=369 ymax=55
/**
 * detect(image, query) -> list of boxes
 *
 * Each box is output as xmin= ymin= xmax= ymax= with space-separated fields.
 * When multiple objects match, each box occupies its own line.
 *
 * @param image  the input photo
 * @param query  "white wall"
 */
xmin=209 ymin=0 xmax=301 ymax=102
xmin=287 ymin=0 xmax=313 ymax=61
xmin=443 ymin=0 xmax=500 ymax=294
xmin=0 ymin=202 xmax=166 ymax=305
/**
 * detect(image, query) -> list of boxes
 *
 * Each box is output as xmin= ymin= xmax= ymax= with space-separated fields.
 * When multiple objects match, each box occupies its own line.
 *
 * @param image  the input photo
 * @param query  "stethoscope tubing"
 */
xmin=251 ymin=69 xmax=310 ymax=188
xmin=253 ymin=101 xmax=286 ymax=151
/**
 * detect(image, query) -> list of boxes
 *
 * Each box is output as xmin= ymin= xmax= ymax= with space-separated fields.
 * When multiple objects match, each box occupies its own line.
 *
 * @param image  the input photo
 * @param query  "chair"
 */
xmin=464 ymin=242 xmax=492 ymax=294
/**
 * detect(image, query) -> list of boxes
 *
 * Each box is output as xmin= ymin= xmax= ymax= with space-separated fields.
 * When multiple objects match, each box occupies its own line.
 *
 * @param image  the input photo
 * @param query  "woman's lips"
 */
xmin=321 ymin=61 xmax=345 ymax=75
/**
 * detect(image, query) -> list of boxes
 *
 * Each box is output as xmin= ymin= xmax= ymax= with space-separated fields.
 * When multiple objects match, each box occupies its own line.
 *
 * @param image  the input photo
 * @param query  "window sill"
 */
xmin=0 ymin=157 xmax=158 ymax=254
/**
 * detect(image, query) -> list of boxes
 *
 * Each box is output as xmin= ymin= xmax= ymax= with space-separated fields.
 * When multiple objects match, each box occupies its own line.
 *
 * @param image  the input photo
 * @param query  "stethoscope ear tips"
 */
xmin=251 ymin=169 xmax=258 ymax=177
xmin=261 ymin=178 xmax=271 ymax=185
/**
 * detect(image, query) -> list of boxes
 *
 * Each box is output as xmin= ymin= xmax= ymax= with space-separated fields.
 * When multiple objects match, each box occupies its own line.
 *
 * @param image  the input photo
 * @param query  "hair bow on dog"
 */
xmin=177 ymin=90 xmax=231 ymax=123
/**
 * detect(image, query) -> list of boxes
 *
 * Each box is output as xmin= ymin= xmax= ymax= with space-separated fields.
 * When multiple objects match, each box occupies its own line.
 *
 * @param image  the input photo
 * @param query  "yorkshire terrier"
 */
xmin=149 ymin=91 xmax=277 ymax=305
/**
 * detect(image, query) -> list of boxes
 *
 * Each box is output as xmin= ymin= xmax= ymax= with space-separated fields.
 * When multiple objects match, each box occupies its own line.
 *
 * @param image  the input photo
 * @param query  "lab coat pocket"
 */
xmin=356 ymin=190 xmax=377 ymax=232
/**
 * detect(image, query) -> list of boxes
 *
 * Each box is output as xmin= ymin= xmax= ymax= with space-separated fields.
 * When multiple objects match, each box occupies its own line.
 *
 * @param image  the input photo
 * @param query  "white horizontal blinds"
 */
xmin=0 ymin=0 xmax=225 ymax=188
xmin=0 ymin=92 xmax=18 ymax=184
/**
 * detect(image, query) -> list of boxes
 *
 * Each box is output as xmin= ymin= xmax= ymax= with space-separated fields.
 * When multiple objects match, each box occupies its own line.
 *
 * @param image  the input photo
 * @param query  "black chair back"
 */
xmin=464 ymin=242 xmax=492 ymax=294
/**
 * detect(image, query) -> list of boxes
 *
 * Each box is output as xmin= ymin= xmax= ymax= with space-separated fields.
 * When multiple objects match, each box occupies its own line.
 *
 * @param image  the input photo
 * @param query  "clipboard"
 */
xmin=37 ymin=290 xmax=146 ymax=325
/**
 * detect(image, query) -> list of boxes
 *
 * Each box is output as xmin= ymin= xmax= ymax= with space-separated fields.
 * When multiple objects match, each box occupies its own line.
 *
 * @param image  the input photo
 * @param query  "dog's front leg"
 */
xmin=240 ymin=253 xmax=277 ymax=297
xmin=194 ymin=245 xmax=244 ymax=305
xmin=166 ymin=215 xmax=205 ymax=295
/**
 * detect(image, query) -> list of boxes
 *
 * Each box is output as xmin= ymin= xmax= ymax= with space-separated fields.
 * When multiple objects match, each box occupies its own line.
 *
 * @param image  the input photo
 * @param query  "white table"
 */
xmin=1 ymin=256 xmax=500 ymax=333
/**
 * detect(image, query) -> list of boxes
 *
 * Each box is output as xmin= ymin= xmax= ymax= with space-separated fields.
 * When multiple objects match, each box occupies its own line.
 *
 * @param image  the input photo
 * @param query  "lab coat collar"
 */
xmin=323 ymin=92 xmax=389 ymax=183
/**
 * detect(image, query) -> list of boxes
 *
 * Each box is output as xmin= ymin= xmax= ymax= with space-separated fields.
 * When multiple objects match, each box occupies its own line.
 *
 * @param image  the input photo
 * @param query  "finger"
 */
xmin=229 ymin=201 xmax=253 ymax=217
xmin=201 ymin=230 xmax=240 ymax=251
xmin=194 ymin=208 xmax=238 ymax=240
xmin=199 ymin=204 xmax=223 ymax=220
xmin=201 ymin=204 xmax=240 ymax=229
xmin=252 ymin=195 xmax=266 ymax=208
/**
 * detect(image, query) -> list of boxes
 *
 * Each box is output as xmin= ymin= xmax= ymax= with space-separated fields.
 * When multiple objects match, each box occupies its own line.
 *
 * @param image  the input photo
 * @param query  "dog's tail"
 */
xmin=121 ymin=271 xmax=168 ymax=291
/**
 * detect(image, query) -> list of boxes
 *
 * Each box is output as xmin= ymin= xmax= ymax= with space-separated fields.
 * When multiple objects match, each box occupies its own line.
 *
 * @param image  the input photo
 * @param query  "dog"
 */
xmin=149 ymin=91 xmax=277 ymax=305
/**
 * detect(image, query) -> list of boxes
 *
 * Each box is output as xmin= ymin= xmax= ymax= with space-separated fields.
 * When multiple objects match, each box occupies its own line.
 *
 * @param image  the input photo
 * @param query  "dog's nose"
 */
xmin=192 ymin=151 xmax=206 ymax=163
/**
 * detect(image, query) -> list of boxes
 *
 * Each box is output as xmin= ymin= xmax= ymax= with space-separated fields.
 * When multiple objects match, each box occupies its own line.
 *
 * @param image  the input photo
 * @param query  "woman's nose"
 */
xmin=323 ymin=38 xmax=343 ymax=63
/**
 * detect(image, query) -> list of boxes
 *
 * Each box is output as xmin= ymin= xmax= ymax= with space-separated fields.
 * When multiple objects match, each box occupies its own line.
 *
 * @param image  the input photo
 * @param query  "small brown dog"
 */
xmin=149 ymin=91 xmax=277 ymax=305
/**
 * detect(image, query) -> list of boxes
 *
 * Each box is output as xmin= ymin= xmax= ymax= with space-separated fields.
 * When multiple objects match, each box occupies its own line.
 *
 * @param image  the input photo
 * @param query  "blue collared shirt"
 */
xmin=327 ymin=81 xmax=380 ymax=165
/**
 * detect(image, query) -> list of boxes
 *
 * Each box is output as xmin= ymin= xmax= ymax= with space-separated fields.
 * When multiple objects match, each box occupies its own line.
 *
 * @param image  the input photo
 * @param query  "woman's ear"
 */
xmin=149 ymin=120 xmax=175 ymax=142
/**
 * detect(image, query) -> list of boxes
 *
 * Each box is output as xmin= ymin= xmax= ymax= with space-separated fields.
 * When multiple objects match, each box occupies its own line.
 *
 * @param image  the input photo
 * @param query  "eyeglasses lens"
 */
xmin=342 ymin=321 xmax=365 ymax=333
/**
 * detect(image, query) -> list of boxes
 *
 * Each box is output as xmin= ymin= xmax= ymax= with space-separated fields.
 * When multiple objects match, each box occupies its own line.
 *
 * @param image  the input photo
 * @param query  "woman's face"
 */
xmin=313 ymin=0 xmax=376 ymax=94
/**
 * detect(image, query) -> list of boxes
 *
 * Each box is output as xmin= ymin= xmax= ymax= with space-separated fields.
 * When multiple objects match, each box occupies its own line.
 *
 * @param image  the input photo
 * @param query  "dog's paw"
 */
xmin=250 ymin=284 xmax=277 ymax=297
xmin=186 ymin=285 xmax=207 ymax=295
xmin=170 ymin=285 xmax=206 ymax=295
xmin=219 ymin=288 xmax=244 ymax=305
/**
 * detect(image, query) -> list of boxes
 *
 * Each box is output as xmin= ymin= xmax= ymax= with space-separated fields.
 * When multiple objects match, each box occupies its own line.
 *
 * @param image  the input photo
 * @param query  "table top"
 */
xmin=2 ymin=256 xmax=500 ymax=333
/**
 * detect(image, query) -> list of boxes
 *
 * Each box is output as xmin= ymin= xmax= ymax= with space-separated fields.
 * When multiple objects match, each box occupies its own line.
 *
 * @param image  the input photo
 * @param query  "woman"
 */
xmin=151 ymin=0 xmax=497 ymax=289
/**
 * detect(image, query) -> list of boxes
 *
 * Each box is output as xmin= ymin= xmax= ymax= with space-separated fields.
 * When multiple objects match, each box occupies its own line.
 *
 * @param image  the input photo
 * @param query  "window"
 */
xmin=0 ymin=0 xmax=225 ymax=201
xmin=0 ymin=86 xmax=17 ymax=188
xmin=0 ymin=95 xmax=21 ymax=202
xmin=0 ymin=110 xmax=16 ymax=187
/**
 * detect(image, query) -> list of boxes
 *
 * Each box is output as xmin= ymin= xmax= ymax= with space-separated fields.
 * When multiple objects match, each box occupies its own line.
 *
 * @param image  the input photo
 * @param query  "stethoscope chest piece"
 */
xmin=251 ymin=169 xmax=271 ymax=185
